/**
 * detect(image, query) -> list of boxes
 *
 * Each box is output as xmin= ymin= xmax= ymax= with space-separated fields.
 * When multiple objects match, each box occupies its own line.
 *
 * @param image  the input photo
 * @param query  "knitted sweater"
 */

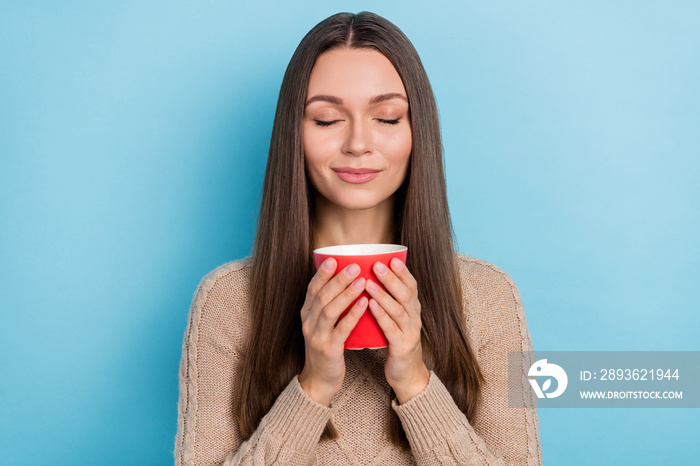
xmin=175 ymin=255 xmax=542 ymax=465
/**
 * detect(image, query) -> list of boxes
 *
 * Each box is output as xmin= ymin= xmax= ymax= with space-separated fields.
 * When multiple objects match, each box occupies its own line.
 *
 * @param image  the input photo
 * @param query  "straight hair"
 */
xmin=235 ymin=11 xmax=483 ymax=450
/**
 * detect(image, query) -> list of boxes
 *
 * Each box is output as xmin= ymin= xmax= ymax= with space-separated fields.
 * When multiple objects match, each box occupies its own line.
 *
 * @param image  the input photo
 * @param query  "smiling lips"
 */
xmin=332 ymin=167 xmax=381 ymax=184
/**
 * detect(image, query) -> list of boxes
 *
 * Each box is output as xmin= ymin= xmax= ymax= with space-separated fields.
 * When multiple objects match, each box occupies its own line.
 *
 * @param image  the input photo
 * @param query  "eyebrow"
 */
xmin=369 ymin=93 xmax=408 ymax=105
xmin=305 ymin=93 xmax=408 ymax=106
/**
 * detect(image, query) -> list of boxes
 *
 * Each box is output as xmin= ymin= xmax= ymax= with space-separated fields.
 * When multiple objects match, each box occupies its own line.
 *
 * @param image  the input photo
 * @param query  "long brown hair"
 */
xmin=235 ymin=11 xmax=483 ymax=449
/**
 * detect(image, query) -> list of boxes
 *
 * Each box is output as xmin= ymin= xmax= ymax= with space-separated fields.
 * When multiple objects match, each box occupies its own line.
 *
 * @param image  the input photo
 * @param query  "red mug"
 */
xmin=313 ymin=244 xmax=408 ymax=349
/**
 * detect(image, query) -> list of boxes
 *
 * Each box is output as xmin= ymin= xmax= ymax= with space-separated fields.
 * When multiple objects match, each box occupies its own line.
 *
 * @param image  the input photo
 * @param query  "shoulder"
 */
xmin=455 ymin=254 xmax=522 ymax=304
xmin=191 ymin=257 xmax=253 ymax=307
xmin=186 ymin=257 xmax=254 ymax=353
xmin=454 ymin=254 xmax=528 ymax=351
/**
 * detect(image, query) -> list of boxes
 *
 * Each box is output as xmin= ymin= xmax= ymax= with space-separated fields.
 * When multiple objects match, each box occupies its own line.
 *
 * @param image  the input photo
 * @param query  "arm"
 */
xmin=220 ymin=378 xmax=334 ymax=465
xmin=174 ymin=262 xmax=335 ymax=466
xmin=389 ymin=259 xmax=542 ymax=465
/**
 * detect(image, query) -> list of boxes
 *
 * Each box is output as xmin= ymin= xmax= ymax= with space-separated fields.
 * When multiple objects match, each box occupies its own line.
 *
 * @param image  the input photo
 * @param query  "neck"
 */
xmin=312 ymin=195 xmax=397 ymax=249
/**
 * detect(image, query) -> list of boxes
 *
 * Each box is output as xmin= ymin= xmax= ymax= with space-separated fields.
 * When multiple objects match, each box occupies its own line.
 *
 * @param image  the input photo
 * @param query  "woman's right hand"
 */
xmin=298 ymin=258 xmax=367 ymax=406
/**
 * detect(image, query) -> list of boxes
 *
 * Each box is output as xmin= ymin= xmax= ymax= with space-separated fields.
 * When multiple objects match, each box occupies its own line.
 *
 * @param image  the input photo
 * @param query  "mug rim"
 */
xmin=313 ymin=243 xmax=407 ymax=256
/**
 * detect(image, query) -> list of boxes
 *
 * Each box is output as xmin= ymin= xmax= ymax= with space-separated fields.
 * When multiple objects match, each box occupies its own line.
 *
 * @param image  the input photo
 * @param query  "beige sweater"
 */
xmin=175 ymin=255 xmax=542 ymax=465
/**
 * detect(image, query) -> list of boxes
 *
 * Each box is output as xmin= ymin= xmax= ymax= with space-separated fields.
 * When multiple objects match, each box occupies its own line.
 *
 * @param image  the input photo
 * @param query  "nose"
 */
xmin=342 ymin=118 xmax=373 ymax=156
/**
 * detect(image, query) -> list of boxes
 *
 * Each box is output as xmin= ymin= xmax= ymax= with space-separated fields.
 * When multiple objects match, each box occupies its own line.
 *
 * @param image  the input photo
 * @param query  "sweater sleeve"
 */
xmin=220 ymin=377 xmax=333 ymax=465
xmin=174 ymin=262 xmax=332 ymax=466
xmin=391 ymin=258 xmax=542 ymax=465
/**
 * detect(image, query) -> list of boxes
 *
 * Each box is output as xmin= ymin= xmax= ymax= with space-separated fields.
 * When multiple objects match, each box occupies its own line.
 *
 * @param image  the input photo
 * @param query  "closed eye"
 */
xmin=377 ymin=118 xmax=401 ymax=125
xmin=314 ymin=120 xmax=341 ymax=127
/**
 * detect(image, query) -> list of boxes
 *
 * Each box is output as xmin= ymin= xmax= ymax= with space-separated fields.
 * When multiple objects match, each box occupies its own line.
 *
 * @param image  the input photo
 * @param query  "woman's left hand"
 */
xmin=365 ymin=257 xmax=430 ymax=404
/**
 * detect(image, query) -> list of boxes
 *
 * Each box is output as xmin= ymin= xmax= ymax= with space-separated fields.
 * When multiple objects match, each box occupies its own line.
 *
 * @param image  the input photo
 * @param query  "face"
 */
xmin=303 ymin=48 xmax=412 ymax=212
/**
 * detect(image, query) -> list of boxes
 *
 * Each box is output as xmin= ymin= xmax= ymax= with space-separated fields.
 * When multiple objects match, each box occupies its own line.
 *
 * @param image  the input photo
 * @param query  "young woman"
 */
xmin=176 ymin=12 xmax=541 ymax=465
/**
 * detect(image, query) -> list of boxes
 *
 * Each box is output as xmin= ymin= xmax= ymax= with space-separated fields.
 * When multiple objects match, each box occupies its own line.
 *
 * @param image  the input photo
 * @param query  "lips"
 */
xmin=332 ymin=167 xmax=381 ymax=184
xmin=333 ymin=167 xmax=381 ymax=174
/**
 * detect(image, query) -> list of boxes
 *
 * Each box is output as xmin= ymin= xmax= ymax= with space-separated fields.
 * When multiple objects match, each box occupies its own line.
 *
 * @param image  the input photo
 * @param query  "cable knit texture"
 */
xmin=175 ymin=255 xmax=542 ymax=465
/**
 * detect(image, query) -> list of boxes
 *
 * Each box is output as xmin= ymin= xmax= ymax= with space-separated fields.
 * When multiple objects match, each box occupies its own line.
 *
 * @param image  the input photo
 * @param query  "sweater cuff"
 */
xmin=263 ymin=375 xmax=334 ymax=454
xmin=391 ymin=371 xmax=468 ymax=455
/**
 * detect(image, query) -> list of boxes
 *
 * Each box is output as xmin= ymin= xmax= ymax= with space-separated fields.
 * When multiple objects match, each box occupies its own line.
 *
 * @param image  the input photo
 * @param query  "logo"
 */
xmin=528 ymin=359 xmax=568 ymax=398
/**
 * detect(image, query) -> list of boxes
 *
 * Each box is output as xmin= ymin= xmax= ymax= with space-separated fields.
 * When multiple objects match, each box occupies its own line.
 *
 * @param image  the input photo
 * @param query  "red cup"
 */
xmin=313 ymin=244 xmax=408 ymax=349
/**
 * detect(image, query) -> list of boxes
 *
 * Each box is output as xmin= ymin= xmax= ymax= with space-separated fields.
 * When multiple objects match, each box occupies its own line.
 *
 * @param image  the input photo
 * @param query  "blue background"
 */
xmin=1 ymin=1 xmax=698 ymax=464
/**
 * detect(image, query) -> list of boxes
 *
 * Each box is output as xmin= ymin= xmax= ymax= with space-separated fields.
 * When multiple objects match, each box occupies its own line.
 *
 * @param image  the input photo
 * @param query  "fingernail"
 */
xmin=323 ymin=258 xmax=335 ymax=271
xmin=366 ymin=280 xmax=378 ymax=292
xmin=346 ymin=264 xmax=360 ymax=276
xmin=391 ymin=258 xmax=404 ymax=271
xmin=357 ymin=296 xmax=368 ymax=308
xmin=375 ymin=262 xmax=388 ymax=274
xmin=353 ymin=278 xmax=365 ymax=290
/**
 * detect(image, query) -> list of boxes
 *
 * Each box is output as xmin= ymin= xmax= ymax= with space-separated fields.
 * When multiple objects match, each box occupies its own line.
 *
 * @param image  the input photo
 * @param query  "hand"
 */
xmin=298 ymin=258 xmax=367 ymax=406
xmin=365 ymin=258 xmax=430 ymax=404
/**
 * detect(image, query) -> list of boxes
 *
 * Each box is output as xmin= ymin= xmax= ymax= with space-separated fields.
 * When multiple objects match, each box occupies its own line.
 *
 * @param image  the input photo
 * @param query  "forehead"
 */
xmin=307 ymin=48 xmax=407 ymax=100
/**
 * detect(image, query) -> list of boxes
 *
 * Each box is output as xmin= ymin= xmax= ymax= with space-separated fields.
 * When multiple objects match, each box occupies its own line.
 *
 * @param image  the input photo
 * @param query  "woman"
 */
xmin=176 ymin=11 xmax=541 ymax=465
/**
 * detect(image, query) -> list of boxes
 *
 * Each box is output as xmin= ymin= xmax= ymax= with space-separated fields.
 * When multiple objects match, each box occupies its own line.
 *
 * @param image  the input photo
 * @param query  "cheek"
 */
xmin=383 ymin=128 xmax=412 ymax=165
xmin=302 ymin=130 xmax=333 ymax=193
xmin=303 ymin=126 xmax=340 ymax=162
xmin=302 ymin=126 xmax=314 ymax=159
xmin=302 ymin=127 xmax=324 ymax=175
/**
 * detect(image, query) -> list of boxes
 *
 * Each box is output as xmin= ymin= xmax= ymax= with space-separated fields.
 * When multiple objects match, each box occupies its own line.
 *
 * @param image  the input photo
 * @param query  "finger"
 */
xmin=305 ymin=264 xmax=362 ymax=326
xmin=389 ymin=257 xmax=418 ymax=293
xmin=315 ymin=263 xmax=362 ymax=307
xmin=365 ymin=278 xmax=412 ymax=332
xmin=330 ymin=296 xmax=368 ymax=346
xmin=367 ymin=298 xmax=401 ymax=346
xmin=373 ymin=260 xmax=420 ymax=317
xmin=302 ymin=258 xmax=337 ymax=320
xmin=315 ymin=277 xmax=366 ymax=333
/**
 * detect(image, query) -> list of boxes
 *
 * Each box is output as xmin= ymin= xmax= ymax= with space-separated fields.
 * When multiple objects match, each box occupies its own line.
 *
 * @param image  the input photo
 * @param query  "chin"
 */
xmin=313 ymin=184 xmax=396 ymax=212
xmin=345 ymin=203 xmax=385 ymax=211
xmin=334 ymin=195 xmax=393 ymax=212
